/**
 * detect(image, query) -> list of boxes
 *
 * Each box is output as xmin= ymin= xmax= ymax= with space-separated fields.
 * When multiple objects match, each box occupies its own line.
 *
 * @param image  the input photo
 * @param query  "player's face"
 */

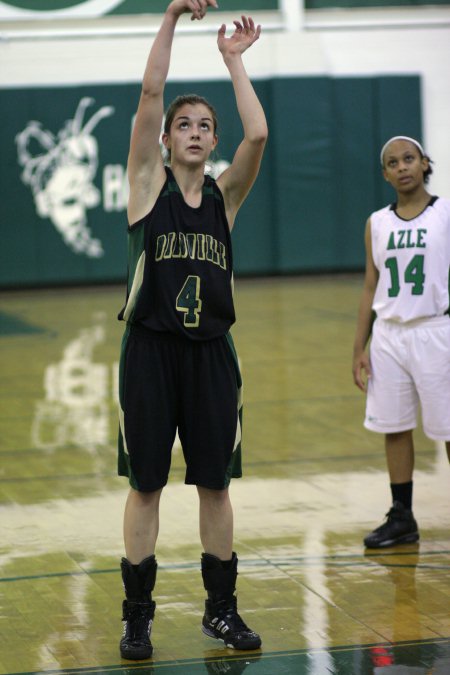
xmin=382 ymin=140 xmax=428 ymax=194
xmin=163 ymin=103 xmax=217 ymax=166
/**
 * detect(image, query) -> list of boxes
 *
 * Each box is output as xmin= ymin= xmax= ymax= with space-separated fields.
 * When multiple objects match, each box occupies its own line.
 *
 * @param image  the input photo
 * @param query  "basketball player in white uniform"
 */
xmin=352 ymin=136 xmax=450 ymax=548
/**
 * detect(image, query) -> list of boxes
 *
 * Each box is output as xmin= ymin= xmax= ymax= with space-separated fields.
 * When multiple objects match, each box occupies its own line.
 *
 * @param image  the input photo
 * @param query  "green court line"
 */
xmin=4 ymin=637 xmax=450 ymax=675
xmin=1 ymin=550 xmax=449 ymax=583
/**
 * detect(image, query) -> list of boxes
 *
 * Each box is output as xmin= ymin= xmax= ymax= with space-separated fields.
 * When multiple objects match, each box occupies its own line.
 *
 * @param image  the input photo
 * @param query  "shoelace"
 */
xmin=124 ymin=616 xmax=153 ymax=643
xmin=375 ymin=506 xmax=408 ymax=532
xmin=123 ymin=602 xmax=154 ymax=627
xmin=215 ymin=598 xmax=251 ymax=634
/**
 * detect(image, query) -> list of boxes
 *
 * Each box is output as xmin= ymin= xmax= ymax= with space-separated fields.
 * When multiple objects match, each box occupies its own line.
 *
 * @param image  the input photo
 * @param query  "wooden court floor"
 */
xmin=0 ymin=275 xmax=449 ymax=675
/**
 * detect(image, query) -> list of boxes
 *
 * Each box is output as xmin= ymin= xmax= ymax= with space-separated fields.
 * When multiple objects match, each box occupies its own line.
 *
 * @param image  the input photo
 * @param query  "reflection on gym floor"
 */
xmin=1 ymin=276 xmax=449 ymax=675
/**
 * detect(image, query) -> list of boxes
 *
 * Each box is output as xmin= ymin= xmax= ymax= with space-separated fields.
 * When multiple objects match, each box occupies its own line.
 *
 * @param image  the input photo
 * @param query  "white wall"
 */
xmin=1 ymin=6 xmax=450 ymax=196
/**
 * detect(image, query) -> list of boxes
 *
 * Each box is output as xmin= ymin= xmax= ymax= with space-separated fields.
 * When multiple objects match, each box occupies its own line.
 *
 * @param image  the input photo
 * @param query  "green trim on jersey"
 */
xmin=224 ymin=331 xmax=243 ymax=484
xmin=121 ymin=220 xmax=146 ymax=323
xmin=161 ymin=177 xmax=220 ymax=201
xmin=117 ymin=323 xmax=139 ymax=488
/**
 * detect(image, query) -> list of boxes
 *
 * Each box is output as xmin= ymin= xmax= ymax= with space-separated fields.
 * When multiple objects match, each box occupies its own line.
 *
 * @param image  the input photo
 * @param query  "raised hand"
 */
xmin=168 ymin=0 xmax=218 ymax=21
xmin=217 ymin=16 xmax=261 ymax=57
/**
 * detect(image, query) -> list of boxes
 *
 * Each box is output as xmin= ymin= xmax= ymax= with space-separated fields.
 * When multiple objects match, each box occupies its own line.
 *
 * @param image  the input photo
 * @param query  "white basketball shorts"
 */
xmin=365 ymin=315 xmax=450 ymax=440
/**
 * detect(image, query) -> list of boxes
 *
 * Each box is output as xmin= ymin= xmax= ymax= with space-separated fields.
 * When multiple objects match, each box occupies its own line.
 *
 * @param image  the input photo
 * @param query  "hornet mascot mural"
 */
xmin=16 ymin=97 xmax=114 ymax=258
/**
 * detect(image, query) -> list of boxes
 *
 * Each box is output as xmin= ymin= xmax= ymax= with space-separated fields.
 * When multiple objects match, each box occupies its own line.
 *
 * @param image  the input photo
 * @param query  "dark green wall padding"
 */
xmin=0 ymin=75 xmax=421 ymax=287
xmin=0 ymin=0 xmax=278 ymax=13
xmin=3 ymin=0 xmax=445 ymax=13
xmin=306 ymin=0 xmax=449 ymax=8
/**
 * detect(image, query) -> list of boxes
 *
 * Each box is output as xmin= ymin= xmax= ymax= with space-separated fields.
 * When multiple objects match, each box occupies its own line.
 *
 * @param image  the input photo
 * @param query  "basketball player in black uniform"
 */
xmin=116 ymin=0 xmax=268 ymax=660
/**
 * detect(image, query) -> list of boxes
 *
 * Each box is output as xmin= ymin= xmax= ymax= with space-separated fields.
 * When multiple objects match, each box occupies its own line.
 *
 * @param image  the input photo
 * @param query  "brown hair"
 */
xmin=164 ymin=94 xmax=218 ymax=135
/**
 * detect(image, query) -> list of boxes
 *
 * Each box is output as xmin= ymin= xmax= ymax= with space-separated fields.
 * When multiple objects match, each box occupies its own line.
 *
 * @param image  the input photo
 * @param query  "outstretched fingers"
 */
xmin=233 ymin=15 xmax=261 ymax=42
xmin=217 ymin=15 xmax=262 ymax=53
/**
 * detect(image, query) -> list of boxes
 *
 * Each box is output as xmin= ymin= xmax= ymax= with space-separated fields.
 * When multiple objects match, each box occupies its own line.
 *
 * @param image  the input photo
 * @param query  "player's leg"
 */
xmin=124 ymin=487 xmax=162 ymax=562
xmin=120 ymin=488 xmax=162 ymax=659
xmin=197 ymin=490 xmax=260 ymax=649
xmin=181 ymin=335 xmax=260 ymax=650
xmin=117 ymin=327 xmax=178 ymax=659
xmin=197 ymin=489 xmax=260 ymax=649
xmin=385 ymin=429 xmax=414 ymax=484
xmin=363 ymin=320 xmax=419 ymax=548
xmin=364 ymin=430 xmax=419 ymax=548
xmin=197 ymin=486 xmax=233 ymax=560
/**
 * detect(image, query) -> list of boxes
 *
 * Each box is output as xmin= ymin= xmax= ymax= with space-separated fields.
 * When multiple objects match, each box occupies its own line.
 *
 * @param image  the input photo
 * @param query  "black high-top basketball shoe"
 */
xmin=120 ymin=555 xmax=157 ymax=660
xmin=201 ymin=552 xmax=261 ymax=650
xmin=364 ymin=501 xmax=419 ymax=548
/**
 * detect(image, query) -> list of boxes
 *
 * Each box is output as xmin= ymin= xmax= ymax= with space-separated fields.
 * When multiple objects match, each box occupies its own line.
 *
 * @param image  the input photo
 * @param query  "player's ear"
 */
xmin=420 ymin=155 xmax=429 ymax=173
xmin=161 ymin=132 xmax=170 ymax=150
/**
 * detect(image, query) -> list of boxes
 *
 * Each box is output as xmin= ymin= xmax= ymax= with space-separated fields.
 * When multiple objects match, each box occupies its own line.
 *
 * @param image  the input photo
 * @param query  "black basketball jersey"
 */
xmin=118 ymin=167 xmax=236 ymax=340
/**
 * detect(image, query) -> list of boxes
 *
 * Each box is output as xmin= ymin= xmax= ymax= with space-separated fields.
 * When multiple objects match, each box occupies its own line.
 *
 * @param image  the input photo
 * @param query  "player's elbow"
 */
xmin=256 ymin=119 xmax=269 ymax=142
xmin=248 ymin=125 xmax=268 ymax=149
xmin=141 ymin=83 xmax=163 ymax=101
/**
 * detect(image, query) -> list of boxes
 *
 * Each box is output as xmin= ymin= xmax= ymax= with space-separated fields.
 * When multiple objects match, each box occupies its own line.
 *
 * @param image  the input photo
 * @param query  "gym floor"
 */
xmin=1 ymin=275 xmax=449 ymax=675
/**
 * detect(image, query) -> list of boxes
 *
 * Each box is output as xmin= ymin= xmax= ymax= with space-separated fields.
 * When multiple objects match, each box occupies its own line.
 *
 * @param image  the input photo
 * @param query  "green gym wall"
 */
xmin=0 ymin=75 xmax=421 ymax=287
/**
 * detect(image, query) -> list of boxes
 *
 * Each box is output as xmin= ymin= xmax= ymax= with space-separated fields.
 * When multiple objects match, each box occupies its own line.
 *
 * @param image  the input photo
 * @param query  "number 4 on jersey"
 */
xmin=176 ymin=275 xmax=202 ymax=327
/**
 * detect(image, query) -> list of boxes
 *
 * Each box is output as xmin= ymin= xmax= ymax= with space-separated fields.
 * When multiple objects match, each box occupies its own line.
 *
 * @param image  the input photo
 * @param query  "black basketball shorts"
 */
xmin=117 ymin=323 xmax=243 ymax=492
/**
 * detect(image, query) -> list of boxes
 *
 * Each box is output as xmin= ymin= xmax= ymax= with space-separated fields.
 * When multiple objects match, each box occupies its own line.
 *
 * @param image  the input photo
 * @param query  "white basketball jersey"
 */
xmin=370 ymin=197 xmax=450 ymax=322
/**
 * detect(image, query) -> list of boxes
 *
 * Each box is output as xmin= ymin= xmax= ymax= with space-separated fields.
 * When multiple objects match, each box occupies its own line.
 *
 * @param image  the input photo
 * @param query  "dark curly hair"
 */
xmin=422 ymin=155 xmax=434 ymax=184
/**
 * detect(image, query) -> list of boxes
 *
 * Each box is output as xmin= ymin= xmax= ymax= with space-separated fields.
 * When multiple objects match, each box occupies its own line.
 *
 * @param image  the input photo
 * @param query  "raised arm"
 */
xmin=352 ymin=218 xmax=379 ymax=392
xmin=127 ymin=0 xmax=218 ymax=224
xmin=215 ymin=16 xmax=268 ymax=230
